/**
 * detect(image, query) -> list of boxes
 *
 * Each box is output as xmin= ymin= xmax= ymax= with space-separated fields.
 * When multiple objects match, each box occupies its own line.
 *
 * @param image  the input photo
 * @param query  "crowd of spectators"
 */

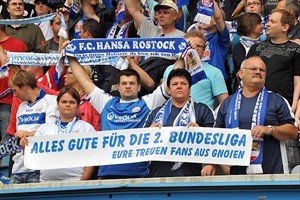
xmin=0 ymin=0 xmax=299 ymax=184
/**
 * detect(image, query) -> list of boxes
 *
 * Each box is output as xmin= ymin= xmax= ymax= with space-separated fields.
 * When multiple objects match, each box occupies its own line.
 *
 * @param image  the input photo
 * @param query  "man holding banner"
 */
xmin=215 ymin=56 xmax=298 ymax=174
xmin=144 ymin=68 xmax=216 ymax=177
xmin=67 ymin=56 xmax=169 ymax=179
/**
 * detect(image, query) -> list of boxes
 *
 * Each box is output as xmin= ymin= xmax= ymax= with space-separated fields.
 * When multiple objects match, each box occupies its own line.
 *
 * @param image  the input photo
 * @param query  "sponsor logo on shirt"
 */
xmin=107 ymin=112 xmax=140 ymax=123
xmin=18 ymin=113 xmax=46 ymax=125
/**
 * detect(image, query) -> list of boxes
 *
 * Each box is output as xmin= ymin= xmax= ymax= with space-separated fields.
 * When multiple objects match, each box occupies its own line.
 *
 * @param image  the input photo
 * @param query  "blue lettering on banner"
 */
xmin=66 ymin=38 xmax=188 ymax=57
xmin=135 ymin=146 xmax=168 ymax=157
xmin=169 ymin=131 xmax=246 ymax=146
xmin=129 ymin=133 xmax=150 ymax=145
xmin=170 ymin=147 xmax=193 ymax=156
xmin=68 ymin=137 xmax=98 ymax=151
xmin=23 ymin=127 xmax=254 ymax=170
xmin=102 ymin=133 xmax=125 ymax=148
xmin=194 ymin=148 xmax=210 ymax=157
xmin=30 ymin=140 xmax=64 ymax=154
xmin=211 ymin=149 xmax=245 ymax=159
xmin=112 ymin=149 xmax=133 ymax=159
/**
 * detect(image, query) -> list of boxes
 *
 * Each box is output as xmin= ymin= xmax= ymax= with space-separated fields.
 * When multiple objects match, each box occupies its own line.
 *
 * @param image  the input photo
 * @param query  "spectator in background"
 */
xmin=215 ymin=56 xmax=298 ymax=174
xmin=5 ymin=0 xmax=47 ymax=53
xmin=80 ymin=18 xmax=120 ymax=96
xmin=247 ymin=9 xmax=300 ymax=173
xmin=47 ymin=15 xmax=60 ymax=53
xmin=232 ymin=13 xmax=263 ymax=91
xmin=64 ymin=65 xmax=100 ymax=131
xmin=68 ymin=0 xmax=116 ymax=39
xmin=0 ymin=0 xmax=36 ymax=19
xmin=232 ymin=0 xmax=277 ymax=17
xmin=276 ymin=0 xmax=300 ymax=40
xmin=163 ymin=30 xmax=228 ymax=110
xmin=34 ymin=0 xmax=54 ymax=41
xmin=248 ymin=9 xmax=300 ymax=114
xmin=231 ymin=0 xmax=267 ymax=49
xmin=0 ymin=15 xmax=27 ymax=145
xmin=125 ymin=0 xmax=185 ymax=96
xmin=200 ymin=0 xmax=231 ymax=93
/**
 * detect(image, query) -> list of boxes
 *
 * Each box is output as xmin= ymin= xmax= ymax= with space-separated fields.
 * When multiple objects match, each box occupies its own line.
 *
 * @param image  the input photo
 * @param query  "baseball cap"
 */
xmin=154 ymin=0 xmax=178 ymax=14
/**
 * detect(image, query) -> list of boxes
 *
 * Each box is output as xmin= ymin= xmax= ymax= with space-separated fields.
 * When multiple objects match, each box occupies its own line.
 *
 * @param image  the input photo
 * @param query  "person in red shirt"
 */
xmin=0 ymin=16 xmax=27 ymax=145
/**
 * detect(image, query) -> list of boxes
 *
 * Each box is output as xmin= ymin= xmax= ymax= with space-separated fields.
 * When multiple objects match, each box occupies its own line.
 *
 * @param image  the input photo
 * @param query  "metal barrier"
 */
xmin=0 ymin=174 xmax=299 ymax=200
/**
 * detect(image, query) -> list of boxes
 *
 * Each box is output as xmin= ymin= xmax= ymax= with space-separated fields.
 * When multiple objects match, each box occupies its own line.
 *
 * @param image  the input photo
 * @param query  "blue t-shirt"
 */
xmin=203 ymin=26 xmax=230 ymax=80
xmin=87 ymin=85 xmax=168 ymax=177
xmin=163 ymin=63 xmax=228 ymax=109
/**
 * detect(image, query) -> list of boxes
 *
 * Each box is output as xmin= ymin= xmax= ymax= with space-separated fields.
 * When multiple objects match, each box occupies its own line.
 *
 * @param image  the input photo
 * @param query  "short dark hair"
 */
xmin=82 ymin=18 xmax=103 ymax=38
xmin=237 ymin=13 xmax=262 ymax=36
xmin=57 ymin=87 xmax=81 ymax=105
xmin=167 ymin=68 xmax=192 ymax=88
xmin=117 ymin=68 xmax=141 ymax=84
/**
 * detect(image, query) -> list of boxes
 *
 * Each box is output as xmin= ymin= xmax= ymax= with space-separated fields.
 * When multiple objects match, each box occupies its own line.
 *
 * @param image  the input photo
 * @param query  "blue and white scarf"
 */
xmin=0 ymin=137 xmax=22 ymax=159
xmin=0 ymin=13 xmax=67 ymax=39
xmin=240 ymin=36 xmax=260 ymax=56
xmin=106 ymin=21 xmax=133 ymax=70
xmin=152 ymin=98 xmax=196 ymax=170
xmin=194 ymin=0 xmax=214 ymax=24
xmin=55 ymin=116 xmax=79 ymax=135
xmin=0 ymin=13 xmax=56 ymax=25
xmin=152 ymin=98 xmax=196 ymax=127
xmin=226 ymin=87 xmax=269 ymax=174
xmin=181 ymin=47 xmax=207 ymax=85
xmin=5 ymin=37 xmax=189 ymax=85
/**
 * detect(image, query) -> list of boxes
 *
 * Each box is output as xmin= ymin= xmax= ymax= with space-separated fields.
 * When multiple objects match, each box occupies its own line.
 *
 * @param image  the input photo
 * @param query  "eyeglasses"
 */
xmin=242 ymin=67 xmax=266 ymax=73
xmin=246 ymin=2 xmax=261 ymax=7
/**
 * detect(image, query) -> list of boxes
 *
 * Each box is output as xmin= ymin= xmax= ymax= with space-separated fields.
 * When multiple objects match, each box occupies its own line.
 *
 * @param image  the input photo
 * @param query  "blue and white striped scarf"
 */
xmin=152 ymin=98 xmax=195 ymax=127
xmin=226 ymin=87 xmax=269 ymax=174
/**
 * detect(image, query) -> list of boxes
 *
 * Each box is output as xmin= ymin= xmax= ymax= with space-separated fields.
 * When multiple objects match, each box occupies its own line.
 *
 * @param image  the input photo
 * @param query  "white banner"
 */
xmin=24 ymin=127 xmax=253 ymax=170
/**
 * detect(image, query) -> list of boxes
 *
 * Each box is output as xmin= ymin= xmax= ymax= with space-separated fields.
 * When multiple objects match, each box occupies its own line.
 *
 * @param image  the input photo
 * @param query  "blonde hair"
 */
xmin=82 ymin=65 xmax=92 ymax=78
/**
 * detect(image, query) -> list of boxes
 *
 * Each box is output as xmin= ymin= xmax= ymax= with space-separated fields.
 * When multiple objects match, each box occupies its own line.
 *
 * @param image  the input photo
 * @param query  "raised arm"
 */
xmin=127 ymin=56 xmax=155 ymax=91
xmin=231 ymin=0 xmax=246 ymax=18
xmin=125 ymin=0 xmax=143 ymax=29
xmin=67 ymin=56 xmax=96 ymax=95
xmin=173 ymin=58 xmax=185 ymax=69
xmin=213 ymin=0 xmax=225 ymax=34
xmin=81 ymin=0 xmax=100 ymax=22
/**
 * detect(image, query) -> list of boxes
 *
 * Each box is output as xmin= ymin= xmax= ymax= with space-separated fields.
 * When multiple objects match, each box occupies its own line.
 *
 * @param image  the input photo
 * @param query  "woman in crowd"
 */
xmin=232 ymin=12 xmax=263 ymax=91
xmin=64 ymin=65 xmax=100 ymax=131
